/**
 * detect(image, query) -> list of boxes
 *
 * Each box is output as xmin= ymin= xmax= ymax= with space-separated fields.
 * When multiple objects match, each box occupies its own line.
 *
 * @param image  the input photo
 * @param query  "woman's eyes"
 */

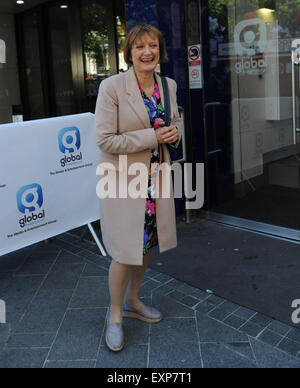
xmin=135 ymin=44 xmax=158 ymax=49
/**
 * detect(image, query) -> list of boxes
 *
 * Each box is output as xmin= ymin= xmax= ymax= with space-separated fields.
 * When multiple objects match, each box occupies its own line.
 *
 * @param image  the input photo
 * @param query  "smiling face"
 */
xmin=130 ymin=33 xmax=160 ymax=76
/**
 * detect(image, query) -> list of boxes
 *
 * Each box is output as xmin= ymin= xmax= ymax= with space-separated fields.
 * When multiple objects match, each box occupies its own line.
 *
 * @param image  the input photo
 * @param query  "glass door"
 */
xmin=206 ymin=0 xmax=300 ymax=237
xmin=47 ymin=2 xmax=78 ymax=116
xmin=17 ymin=10 xmax=46 ymax=120
xmin=81 ymin=0 xmax=127 ymax=113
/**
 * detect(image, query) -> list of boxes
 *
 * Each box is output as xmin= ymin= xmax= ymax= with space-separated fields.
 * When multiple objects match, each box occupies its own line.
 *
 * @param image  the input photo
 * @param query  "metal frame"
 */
xmin=80 ymin=223 xmax=107 ymax=256
xmin=292 ymin=39 xmax=300 ymax=144
xmin=207 ymin=212 xmax=300 ymax=244
xmin=87 ymin=223 xmax=107 ymax=256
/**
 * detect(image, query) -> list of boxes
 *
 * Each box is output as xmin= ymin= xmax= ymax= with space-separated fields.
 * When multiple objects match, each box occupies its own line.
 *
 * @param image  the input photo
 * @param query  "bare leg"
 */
xmin=125 ymin=249 xmax=152 ymax=310
xmin=108 ymin=260 xmax=131 ymax=323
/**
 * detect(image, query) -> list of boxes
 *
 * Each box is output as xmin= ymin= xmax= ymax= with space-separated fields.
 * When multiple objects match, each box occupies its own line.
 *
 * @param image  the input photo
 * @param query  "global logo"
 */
xmin=16 ymin=184 xmax=45 ymax=228
xmin=234 ymin=18 xmax=267 ymax=75
xmin=234 ymin=18 xmax=267 ymax=57
xmin=58 ymin=127 xmax=83 ymax=168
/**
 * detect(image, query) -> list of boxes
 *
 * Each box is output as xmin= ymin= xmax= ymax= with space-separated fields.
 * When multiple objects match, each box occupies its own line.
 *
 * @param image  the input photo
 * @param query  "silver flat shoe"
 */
xmin=105 ymin=315 xmax=124 ymax=352
xmin=123 ymin=302 xmax=162 ymax=323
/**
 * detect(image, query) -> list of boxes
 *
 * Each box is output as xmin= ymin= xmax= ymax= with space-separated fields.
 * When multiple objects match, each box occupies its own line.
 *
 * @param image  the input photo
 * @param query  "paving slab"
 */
xmin=0 ymin=230 xmax=300 ymax=368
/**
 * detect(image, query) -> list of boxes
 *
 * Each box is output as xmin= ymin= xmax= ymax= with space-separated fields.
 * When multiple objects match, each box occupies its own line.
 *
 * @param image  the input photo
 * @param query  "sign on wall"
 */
xmin=188 ymin=44 xmax=203 ymax=89
xmin=0 ymin=113 xmax=100 ymax=256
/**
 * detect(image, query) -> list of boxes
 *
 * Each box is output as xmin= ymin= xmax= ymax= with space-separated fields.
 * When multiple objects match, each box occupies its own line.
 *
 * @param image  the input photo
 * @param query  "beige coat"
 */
xmin=94 ymin=66 xmax=182 ymax=265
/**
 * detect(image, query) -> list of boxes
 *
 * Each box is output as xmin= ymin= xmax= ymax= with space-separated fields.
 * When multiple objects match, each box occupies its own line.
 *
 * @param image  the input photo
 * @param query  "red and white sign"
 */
xmin=188 ymin=44 xmax=202 ymax=89
xmin=191 ymin=69 xmax=200 ymax=79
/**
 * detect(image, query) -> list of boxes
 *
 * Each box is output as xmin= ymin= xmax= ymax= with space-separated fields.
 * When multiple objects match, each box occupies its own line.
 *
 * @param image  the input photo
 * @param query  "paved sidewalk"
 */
xmin=0 ymin=230 xmax=300 ymax=368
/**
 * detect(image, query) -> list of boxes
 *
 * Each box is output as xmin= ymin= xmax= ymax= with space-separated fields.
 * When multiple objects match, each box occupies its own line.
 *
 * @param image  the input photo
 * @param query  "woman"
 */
xmin=94 ymin=24 xmax=182 ymax=352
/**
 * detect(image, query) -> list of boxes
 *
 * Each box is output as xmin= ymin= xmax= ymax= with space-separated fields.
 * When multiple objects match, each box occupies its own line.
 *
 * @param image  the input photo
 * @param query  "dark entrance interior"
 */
xmin=12 ymin=0 xmax=126 ymax=121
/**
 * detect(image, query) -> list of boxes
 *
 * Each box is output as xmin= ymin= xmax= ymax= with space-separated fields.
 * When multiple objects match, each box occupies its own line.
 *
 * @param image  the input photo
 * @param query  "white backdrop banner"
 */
xmin=0 ymin=113 xmax=100 ymax=256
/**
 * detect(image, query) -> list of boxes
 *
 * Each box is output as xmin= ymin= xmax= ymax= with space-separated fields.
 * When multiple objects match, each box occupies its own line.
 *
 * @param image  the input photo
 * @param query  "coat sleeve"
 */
xmin=168 ymin=79 xmax=182 ymax=149
xmin=94 ymin=78 xmax=158 ymax=155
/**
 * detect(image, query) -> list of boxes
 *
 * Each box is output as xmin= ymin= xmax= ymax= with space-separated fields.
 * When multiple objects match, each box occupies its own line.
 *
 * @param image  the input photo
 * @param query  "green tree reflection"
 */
xmin=209 ymin=0 xmax=300 ymax=36
xmin=82 ymin=2 xmax=109 ymax=72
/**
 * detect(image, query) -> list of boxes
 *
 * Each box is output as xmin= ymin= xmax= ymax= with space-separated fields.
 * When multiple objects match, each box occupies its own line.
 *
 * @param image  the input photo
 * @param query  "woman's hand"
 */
xmin=161 ymin=125 xmax=179 ymax=144
xmin=155 ymin=120 xmax=179 ymax=144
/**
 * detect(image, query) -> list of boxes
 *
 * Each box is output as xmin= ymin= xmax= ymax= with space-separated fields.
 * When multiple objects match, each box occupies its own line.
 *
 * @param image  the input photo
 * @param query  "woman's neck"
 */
xmin=134 ymin=69 xmax=155 ymax=89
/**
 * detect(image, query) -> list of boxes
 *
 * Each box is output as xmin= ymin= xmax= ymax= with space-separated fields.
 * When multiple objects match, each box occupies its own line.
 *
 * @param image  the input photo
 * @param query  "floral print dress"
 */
xmin=139 ymin=82 xmax=165 ymax=256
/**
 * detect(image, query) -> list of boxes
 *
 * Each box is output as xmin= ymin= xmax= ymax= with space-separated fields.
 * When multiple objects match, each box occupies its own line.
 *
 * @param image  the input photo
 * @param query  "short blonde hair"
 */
xmin=124 ymin=24 xmax=168 ymax=66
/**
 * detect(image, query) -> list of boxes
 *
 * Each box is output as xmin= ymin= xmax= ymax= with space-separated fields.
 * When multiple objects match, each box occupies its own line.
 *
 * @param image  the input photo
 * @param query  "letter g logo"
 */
xmin=16 ymin=184 xmax=43 ymax=214
xmin=234 ymin=18 xmax=267 ymax=57
xmin=58 ymin=127 xmax=81 ymax=154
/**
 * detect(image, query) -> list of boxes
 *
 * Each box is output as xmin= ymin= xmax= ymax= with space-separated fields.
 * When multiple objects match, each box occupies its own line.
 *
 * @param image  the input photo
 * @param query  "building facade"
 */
xmin=1 ymin=0 xmax=300 ymax=241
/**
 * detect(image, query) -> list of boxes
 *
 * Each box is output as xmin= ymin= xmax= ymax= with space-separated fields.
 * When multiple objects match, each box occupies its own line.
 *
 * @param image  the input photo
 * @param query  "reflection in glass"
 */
xmin=207 ymin=0 xmax=300 ymax=231
xmin=116 ymin=16 xmax=128 ymax=72
xmin=82 ymin=1 xmax=110 ymax=97
xmin=115 ymin=0 xmax=128 ymax=73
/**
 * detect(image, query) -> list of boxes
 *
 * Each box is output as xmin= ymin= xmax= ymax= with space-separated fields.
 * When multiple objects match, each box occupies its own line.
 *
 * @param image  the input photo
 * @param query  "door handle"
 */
xmin=292 ymin=40 xmax=300 ymax=142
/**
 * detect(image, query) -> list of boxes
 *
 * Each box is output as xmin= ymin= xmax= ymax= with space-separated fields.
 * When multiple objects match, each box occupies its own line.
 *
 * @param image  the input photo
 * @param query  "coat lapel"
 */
xmin=125 ymin=67 xmax=151 ymax=128
xmin=154 ymin=72 xmax=165 ymax=110
xmin=155 ymin=72 xmax=167 ymax=164
xmin=124 ymin=67 xmax=167 ymax=131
